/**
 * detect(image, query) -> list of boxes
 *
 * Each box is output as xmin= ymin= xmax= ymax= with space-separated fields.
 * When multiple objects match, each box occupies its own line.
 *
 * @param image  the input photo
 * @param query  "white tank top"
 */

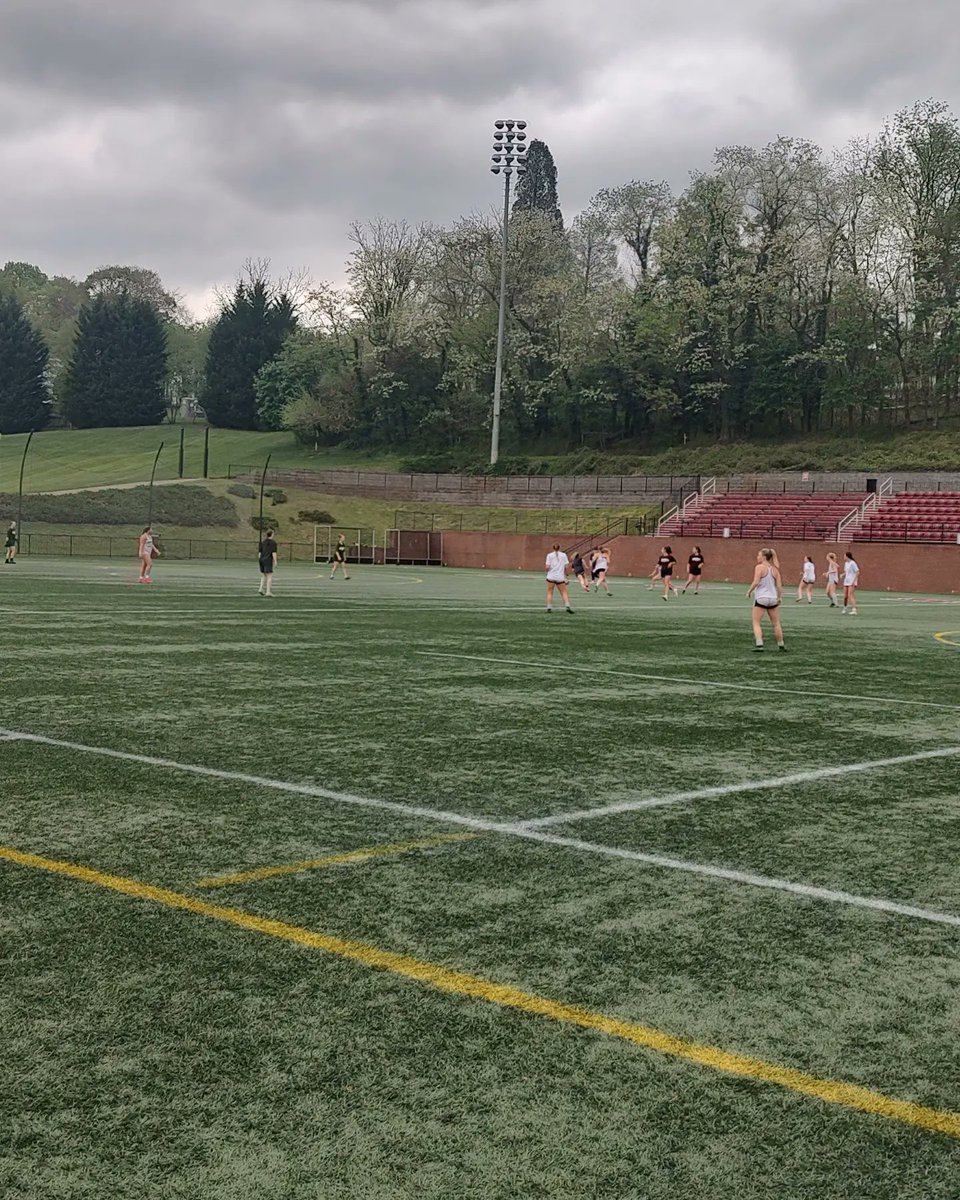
xmin=802 ymin=562 xmax=816 ymax=583
xmin=594 ymin=555 xmax=608 ymax=571
xmin=755 ymin=566 xmax=779 ymax=604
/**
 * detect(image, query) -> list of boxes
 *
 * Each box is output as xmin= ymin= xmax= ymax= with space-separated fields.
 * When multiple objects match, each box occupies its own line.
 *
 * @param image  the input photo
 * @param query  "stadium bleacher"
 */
xmin=858 ymin=493 xmax=960 ymax=543
xmin=661 ymin=492 xmax=868 ymax=541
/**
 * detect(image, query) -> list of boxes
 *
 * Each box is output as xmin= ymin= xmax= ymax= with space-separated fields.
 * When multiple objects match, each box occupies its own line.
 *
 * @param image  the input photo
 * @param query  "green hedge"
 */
xmin=0 ymin=485 xmax=239 ymax=528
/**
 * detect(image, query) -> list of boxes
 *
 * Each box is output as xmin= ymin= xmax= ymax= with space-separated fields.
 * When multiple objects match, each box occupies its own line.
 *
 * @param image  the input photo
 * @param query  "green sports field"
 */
xmin=2 ymin=560 xmax=959 ymax=1199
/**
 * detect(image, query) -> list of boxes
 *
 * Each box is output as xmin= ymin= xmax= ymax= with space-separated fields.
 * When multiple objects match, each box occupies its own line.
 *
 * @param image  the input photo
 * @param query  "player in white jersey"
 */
xmin=545 ymin=543 xmax=574 ymax=613
xmin=796 ymin=556 xmax=816 ymax=603
xmin=842 ymin=552 xmax=860 ymax=615
xmin=590 ymin=546 xmax=612 ymax=595
xmin=138 ymin=526 xmax=159 ymax=583
xmin=747 ymin=548 xmax=785 ymax=651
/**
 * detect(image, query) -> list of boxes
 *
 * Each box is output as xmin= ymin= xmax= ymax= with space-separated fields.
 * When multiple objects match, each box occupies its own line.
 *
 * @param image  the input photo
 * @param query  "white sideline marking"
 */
xmin=519 ymin=746 xmax=960 ymax=829
xmin=2 ymin=726 xmax=960 ymax=929
xmin=417 ymin=651 xmax=960 ymax=714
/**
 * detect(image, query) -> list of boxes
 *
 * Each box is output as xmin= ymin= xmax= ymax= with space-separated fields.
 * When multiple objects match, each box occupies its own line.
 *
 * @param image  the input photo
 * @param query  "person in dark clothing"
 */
xmin=330 ymin=534 xmax=350 ymax=580
xmin=258 ymin=530 xmax=278 ymax=596
xmin=4 ymin=522 xmax=18 ymax=564
xmin=570 ymin=551 xmax=590 ymax=592
xmin=683 ymin=547 xmax=705 ymax=594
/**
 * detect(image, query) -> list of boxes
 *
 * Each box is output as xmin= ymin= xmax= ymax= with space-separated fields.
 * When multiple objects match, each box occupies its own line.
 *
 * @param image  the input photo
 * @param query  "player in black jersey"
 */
xmin=682 ymin=546 xmax=704 ymax=594
xmin=330 ymin=534 xmax=350 ymax=580
xmin=258 ymin=529 xmax=278 ymax=596
xmin=658 ymin=545 xmax=678 ymax=600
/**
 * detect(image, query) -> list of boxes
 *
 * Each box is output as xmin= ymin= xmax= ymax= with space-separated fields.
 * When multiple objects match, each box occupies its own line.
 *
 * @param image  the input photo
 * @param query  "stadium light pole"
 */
xmin=489 ymin=119 xmax=528 ymax=467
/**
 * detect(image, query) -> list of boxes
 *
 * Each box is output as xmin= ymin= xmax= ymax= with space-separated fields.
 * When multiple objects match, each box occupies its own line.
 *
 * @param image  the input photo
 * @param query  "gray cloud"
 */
xmin=1 ymin=0 xmax=959 ymax=315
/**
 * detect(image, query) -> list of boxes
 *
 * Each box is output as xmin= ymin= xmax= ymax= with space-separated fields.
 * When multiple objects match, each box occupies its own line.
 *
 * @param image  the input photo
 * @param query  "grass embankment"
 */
xmin=0 ymin=425 xmax=400 ymax=494
xmin=4 ymin=424 xmax=960 ymax=500
xmin=479 ymin=428 xmax=960 ymax=476
xmin=6 ymin=480 xmax=658 ymax=561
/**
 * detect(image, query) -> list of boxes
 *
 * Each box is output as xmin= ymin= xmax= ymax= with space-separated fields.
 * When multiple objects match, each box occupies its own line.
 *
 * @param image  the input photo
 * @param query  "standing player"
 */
xmin=824 ymin=552 xmax=840 ymax=607
xmin=658 ymin=545 xmax=678 ymax=599
xmin=4 ymin=521 xmax=17 ymax=564
xmin=796 ymin=556 xmax=816 ymax=603
xmin=137 ymin=526 xmax=159 ymax=583
xmin=330 ymin=533 xmax=351 ymax=580
xmin=747 ymin=548 xmax=785 ymax=651
xmin=545 ymin=543 xmax=574 ymax=613
xmin=682 ymin=546 xmax=705 ymax=594
xmin=258 ymin=528 xmax=278 ymax=596
xmin=842 ymin=551 xmax=860 ymax=615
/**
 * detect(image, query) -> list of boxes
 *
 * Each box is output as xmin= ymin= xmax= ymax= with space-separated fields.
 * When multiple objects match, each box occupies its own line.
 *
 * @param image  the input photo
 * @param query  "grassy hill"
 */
xmin=6 ymin=479 xmax=657 ymax=562
xmin=0 ymin=425 xmax=400 ymax=494
xmin=4 ymin=424 xmax=960 ymax=497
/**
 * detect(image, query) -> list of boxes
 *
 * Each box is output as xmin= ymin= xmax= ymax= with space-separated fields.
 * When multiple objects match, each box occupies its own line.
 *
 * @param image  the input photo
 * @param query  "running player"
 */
xmin=570 ymin=551 xmax=590 ymax=592
xmin=747 ymin=548 xmax=785 ymax=651
xmin=545 ymin=543 xmax=574 ymax=612
xmin=824 ymin=552 xmax=840 ymax=607
xmin=796 ymin=556 xmax=816 ymax=603
xmin=842 ymin=551 xmax=860 ymax=615
xmin=658 ymin=545 xmax=678 ymax=599
xmin=4 ymin=522 xmax=17 ymax=564
xmin=138 ymin=526 xmax=158 ymax=583
xmin=592 ymin=545 xmax=612 ymax=595
xmin=330 ymin=533 xmax=350 ymax=580
xmin=682 ymin=546 xmax=704 ymax=594
xmin=258 ymin=528 xmax=278 ymax=596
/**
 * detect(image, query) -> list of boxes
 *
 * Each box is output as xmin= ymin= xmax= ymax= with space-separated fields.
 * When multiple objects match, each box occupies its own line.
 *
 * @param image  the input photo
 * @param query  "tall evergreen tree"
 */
xmin=201 ymin=279 xmax=298 ymax=429
xmin=512 ymin=139 xmax=563 ymax=229
xmin=61 ymin=293 xmax=168 ymax=428
xmin=0 ymin=293 xmax=50 ymax=433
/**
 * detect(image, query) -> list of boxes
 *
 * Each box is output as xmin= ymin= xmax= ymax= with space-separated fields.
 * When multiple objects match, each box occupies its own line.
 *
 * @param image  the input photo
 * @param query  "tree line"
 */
xmin=2 ymin=100 xmax=959 ymax=453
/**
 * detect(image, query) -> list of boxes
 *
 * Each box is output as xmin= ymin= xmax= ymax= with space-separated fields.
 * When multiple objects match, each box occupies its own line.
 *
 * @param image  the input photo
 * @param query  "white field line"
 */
xmin=417 ymin=651 xmax=960 ymax=714
xmin=518 ymin=746 xmax=960 ymax=829
xmin=2 ymin=726 xmax=960 ymax=929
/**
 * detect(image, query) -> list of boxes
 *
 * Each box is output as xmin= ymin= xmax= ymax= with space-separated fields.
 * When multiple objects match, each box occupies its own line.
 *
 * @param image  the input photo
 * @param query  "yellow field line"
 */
xmin=2 ymin=843 xmax=960 ymax=1140
xmin=195 ymin=833 xmax=479 ymax=888
xmin=934 ymin=631 xmax=960 ymax=648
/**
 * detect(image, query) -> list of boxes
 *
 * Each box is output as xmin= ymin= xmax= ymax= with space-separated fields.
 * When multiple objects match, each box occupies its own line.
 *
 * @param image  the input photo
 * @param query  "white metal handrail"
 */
xmin=656 ymin=504 xmax=680 ymax=536
xmin=658 ymin=477 xmax=717 ymax=536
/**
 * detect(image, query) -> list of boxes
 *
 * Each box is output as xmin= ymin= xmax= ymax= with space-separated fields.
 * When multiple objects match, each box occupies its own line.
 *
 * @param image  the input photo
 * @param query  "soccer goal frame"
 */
xmin=312 ymin=526 xmax=377 ymax=565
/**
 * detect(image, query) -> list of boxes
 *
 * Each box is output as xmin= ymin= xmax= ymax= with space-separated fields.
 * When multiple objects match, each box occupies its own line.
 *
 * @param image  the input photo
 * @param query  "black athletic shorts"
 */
xmin=259 ymin=559 xmax=274 ymax=575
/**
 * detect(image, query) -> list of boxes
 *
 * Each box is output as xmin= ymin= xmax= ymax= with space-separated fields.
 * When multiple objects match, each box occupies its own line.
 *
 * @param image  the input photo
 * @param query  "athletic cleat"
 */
xmin=778 ymin=644 xmax=787 ymax=652
xmin=753 ymin=645 xmax=764 ymax=652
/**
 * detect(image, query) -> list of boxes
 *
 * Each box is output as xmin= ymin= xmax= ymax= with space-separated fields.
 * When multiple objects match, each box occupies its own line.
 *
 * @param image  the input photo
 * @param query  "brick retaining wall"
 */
xmin=439 ymin=532 xmax=960 ymax=594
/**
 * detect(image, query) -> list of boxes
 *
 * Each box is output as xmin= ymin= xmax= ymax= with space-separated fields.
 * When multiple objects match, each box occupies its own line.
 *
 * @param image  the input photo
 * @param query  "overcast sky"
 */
xmin=2 ymin=0 xmax=958 ymax=317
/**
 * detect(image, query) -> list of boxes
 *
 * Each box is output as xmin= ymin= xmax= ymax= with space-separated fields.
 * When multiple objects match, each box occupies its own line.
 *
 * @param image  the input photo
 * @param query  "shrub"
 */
xmin=249 ymin=515 xmax=278 ymax=532
xmin=266 ymin=488 xmax=288 ymax=505
xmin=0 ymin=485 xmax=239 ymax=528
xmin=296 ymin=509 xmax=336 ymax=525
xmin=228 ymin=482 xmax=256 ymax=499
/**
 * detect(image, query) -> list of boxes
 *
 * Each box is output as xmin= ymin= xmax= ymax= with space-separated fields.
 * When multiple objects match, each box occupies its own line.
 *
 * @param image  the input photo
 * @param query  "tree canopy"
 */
xmin=0 ymin=293 xmax=50 ymax=434
xmin=61 ymin=293 xmax=168 ymax=428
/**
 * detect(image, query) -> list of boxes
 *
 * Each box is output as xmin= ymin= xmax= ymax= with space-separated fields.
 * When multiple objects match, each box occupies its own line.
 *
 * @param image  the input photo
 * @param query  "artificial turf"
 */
xmin=1 ymin=559 xmax=959 ymax=1199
